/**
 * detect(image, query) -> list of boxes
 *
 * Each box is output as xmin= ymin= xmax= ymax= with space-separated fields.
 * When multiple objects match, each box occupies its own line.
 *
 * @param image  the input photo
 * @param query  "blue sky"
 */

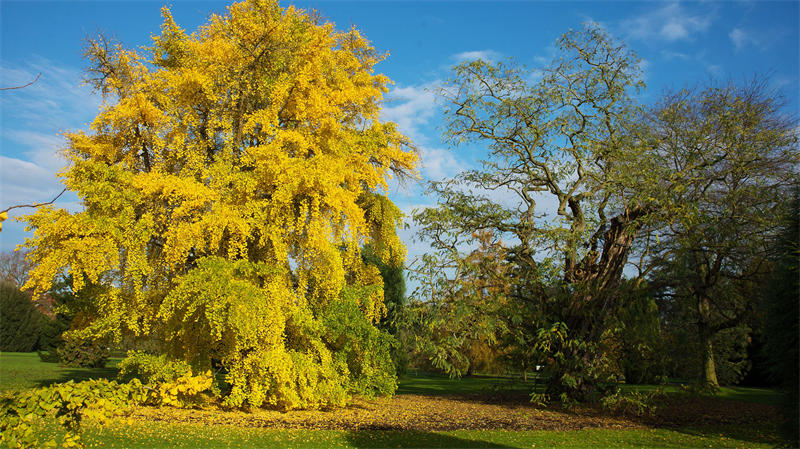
xmin=1 ymin=1 xmax=798 ymax=275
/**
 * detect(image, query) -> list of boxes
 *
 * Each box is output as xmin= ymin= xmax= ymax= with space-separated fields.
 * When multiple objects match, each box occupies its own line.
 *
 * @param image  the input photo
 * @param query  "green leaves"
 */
xmin=0 ymin=379 xmax=149 ymax=449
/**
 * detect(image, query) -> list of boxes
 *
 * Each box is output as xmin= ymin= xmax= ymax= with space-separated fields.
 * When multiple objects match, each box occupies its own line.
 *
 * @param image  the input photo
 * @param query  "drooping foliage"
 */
xmin=21 ymin=0 xmax=417 ymax=409
xmin=404 ymin=230 xmax=510 ymax=377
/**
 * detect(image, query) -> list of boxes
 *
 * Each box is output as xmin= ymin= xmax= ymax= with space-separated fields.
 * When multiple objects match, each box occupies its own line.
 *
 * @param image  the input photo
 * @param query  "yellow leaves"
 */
xmin=157 ymin=371 xmax=213 ymax=408
xmin=21 ymin=0 xmax=417 ymax=410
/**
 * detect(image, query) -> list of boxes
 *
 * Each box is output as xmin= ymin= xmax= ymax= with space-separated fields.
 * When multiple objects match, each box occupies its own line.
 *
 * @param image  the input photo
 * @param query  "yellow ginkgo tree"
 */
xmin=21 ymin=0 xmax=417 ymax=410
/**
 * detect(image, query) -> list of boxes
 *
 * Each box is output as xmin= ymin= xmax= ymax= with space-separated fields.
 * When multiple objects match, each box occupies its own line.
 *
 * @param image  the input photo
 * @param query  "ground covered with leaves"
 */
xmin=0 ymin=354 xmax=786 ymax=448
xmin=126 ymin=389 xmax=779 ymax=433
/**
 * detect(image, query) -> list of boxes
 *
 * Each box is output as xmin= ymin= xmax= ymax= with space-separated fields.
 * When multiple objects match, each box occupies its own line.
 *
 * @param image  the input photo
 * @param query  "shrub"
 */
xmin=0 ymin=378 xmax=147 ymax=449
xmin=152 ymin=371 xmax=214 ymax=408
xmin=117 ymin=351 xmax=191 ymax=385
xmin=36 ymin=350 xmax=59 ymax=363
xmin=601 ymin=388 xmax=665 ymax=417
xmin=0 ymin=372 xmax=214 ymax=449
xmin=56 ymin=338 xmax=108 ymax=368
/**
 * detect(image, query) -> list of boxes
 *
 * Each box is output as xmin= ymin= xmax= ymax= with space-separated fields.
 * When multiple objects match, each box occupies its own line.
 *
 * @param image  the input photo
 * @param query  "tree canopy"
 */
xmin=21 ymin=0 xmax=417 ymax=410
xmin=409 ymin=24 xmax=798 ymax=402
xmin=642 ymin=80 xmax=797 ymax=388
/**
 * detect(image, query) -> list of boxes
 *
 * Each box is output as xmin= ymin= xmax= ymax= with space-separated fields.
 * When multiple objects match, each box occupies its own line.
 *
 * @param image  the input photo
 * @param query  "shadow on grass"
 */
xmin=661 ymin=424 xmax=784 ymax=447
xmin=35 ymin=365 xmax=119 ymax=388
xmin=344 ymin=430 xmax=517 ymax=449
xmin=396 ymin=373 xmax=544 ymax=398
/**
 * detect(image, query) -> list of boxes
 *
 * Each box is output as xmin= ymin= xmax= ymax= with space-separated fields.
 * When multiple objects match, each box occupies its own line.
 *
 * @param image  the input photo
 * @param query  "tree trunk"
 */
xmin=697 ymin=294 xmax=719 ymax=388
xmin=700 ymin=325 xmax=719 ymax=388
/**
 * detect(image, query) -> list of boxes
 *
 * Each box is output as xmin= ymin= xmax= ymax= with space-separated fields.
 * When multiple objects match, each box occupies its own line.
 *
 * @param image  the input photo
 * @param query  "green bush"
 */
xmin=57 ymin=338 xmax=109 ymax=368
xmin=36 ymin=350 xmax=60 ymax=363
xmin=323 ymin=286 xmax=398 ymax=398
xmin=601 ymin=389 xmax=664 ymax=417
xmin=0 ymin=378 xmax=148 ymax=449
xmin=0 ymin=282 xmax=42 ymax=352
xmin=117 ymin=351 xmax=191 ymax=385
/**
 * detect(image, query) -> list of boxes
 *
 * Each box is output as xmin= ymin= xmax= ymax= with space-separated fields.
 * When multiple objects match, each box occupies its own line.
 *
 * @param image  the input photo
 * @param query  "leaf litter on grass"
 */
xmin=123 ymin=390 xmax=778 ymax=433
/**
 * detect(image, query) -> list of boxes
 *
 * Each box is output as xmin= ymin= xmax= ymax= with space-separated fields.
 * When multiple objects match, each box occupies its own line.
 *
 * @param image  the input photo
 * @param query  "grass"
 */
xmin=396 ymin=372 xmax=537 ymax=396
xmin=621 ymin=383 xmax=782 ymax=406
xmin=399 ymin=371 xmax=782 ymax=406
xmin=23 ymin=420 xmax=778 ymax=449
xmin=0 ymin=353 xmax=787 ymax=448
xmin=0 ymin=351 xmax=120 ymax=392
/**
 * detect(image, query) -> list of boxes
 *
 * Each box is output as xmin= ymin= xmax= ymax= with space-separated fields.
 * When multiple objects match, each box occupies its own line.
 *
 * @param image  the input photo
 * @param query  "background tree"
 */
xmin=404 ymin=230 xmax=510 ymax=377
xmin=605 ymin=279 xmax=668 ymax=385
xmin=411 ymin=25 xmax=797 ymax=402
xmin=761 ymin=191 xmax=799 ymax=443
xmin=0 ymin=250 xmax=30 ymax=288
xmin=20 ymin=0 xmax=417 ymax=410
xmin=361 ymin=243 xmax=409 ymax=372
xmin=0 ymin=282 xmax=43 ymax=352
xmin=642 ymin=80 xmax=797 ymax=388
xmin=413 ymin=25 xmax=653 ymax=401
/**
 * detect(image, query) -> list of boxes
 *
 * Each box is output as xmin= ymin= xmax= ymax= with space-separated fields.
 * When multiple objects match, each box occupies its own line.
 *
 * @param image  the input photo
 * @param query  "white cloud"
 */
xmin=661 ymin=50 xmax=691 ymax=60
xmin=705 ymin=63 xmax=723 ymax=76
xmin=418 ymin=146 xmax=464 ymax=181
xmin=0 ymin=59 xmax=96 ymax=250
xmin=623 ymin=3 xmax=712 ymax=42
xmin=0 ymin=58 xmax=102 ymax=130
xmin=452 ymin=49 xmax=501 ymax=64
xmin=381 ymin=81 xmax=441 ymax=142
xmin=729 ymin=27 xmax=763 ymax=51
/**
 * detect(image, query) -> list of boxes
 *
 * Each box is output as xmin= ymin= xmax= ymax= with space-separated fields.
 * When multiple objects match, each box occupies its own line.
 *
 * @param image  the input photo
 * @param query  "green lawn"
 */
xmin=396 ymin=372 xmax=539 ymax=396
xmin=397 ymin=371 xmax=782 ymax=406
xmin=621 ymin=383 xmax=782 ymax=406
xmin=27 ymin=422 xmax=776 ymax=449
xmin=0 ymin=353 xmax=786 ymax=448
xmin=0 ymin=352 xmax=120 ymax=392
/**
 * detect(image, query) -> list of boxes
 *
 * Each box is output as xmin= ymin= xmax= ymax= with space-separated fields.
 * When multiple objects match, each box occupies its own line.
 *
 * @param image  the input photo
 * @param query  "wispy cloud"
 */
xmin=418 ymin=146 xmax=465 ymax=181
xmin=623 ymin=3 xmax=712 ymax=42
xmin=452 ymin=49 xmax=501 ymax=64
xmin=0 ymin=59 xmax=97 ymax=250
xmin=729 ymin=27 xmax=765 ymax=51
xmin=0 ymin=59 xmax=98 ymax=205
xmin=661 ymin=50 xmax=692 ymax=61
xmin=382 ymin=81 xmax=441 ymax=142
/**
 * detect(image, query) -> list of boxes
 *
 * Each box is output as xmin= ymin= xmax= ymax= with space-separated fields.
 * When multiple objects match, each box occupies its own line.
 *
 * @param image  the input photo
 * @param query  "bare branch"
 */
xmin=1 ymin=188 xmax=68 ymax=215
xmin=0 ymin=73 xmax=41 ymax=91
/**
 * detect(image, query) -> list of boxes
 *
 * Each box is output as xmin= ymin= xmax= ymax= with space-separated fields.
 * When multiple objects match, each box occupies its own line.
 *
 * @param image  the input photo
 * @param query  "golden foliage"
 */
xmin=21 ymin=0 xmax=416 ymax=409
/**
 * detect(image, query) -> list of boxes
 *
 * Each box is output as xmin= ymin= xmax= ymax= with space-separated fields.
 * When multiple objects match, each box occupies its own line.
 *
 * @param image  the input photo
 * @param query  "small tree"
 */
xmin=404 ymin=230 xmax=510 ymax=377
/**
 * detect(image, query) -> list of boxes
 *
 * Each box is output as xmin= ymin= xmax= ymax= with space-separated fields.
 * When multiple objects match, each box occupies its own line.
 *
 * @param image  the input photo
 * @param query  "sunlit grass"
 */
xmin=0 ymin=353 xmax=787 ymax=448
xmin=0 ymin=351 xmax=120 ymax=392
xmin=73 ymin=420 xmax=779 ymax=448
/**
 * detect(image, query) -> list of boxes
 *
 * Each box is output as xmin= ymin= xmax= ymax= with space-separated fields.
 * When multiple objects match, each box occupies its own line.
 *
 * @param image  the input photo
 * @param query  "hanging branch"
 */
xmin=0 ymin=73 xmax=42 ymax=91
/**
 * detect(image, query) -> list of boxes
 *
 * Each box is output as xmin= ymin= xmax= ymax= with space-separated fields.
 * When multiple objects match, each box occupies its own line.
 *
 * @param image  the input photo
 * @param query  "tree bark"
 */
xmin=698 ymin=294 xmax=719 ymax=388
xmin=700 ymin=325 xmax=719 ymax=388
